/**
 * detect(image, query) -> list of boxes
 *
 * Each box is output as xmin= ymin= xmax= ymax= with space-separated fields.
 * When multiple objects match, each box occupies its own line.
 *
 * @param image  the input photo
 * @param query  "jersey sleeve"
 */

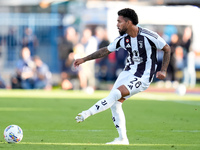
xmin=156 ymin=34 xmax=167 ymax=50
xmin=141 ymin=28 xmax=167 ymax=50
xmin=107 ymin=36 xmax=124 ymax=52
xmin=149 ymin=30 xmax=166 ymax=50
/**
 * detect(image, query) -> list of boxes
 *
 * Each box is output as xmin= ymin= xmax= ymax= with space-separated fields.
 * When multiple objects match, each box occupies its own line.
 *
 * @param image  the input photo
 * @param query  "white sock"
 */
xmin=111 ymin=101 xmax=127 ymax=139
xmin=84 ymin=89 xmax=122 ymax=119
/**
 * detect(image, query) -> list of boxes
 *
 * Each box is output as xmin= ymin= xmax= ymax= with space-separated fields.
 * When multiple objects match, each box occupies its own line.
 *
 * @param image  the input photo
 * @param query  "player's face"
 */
xmin=117 ymin=16 xmax=128 ymax=36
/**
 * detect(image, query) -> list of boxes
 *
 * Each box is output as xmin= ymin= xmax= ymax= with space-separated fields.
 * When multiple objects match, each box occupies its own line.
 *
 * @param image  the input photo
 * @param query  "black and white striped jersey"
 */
xmin=107 ymin=27 xmax=166 ymax=83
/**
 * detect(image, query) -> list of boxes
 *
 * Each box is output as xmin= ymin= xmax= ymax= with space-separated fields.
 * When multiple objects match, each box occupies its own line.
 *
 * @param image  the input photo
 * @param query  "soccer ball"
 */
xmin=4 ymin=125 xmax=23 ymax=143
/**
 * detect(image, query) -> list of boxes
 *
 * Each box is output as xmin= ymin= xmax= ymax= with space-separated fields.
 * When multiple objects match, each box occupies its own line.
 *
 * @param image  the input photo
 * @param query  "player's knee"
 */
xmin=117 ymin=85 xmax=130 ymax=97
xmin=118 ymin=98 xmax=125 ymax=103
xmin=110 ymin=89 xmax=122 ymax=101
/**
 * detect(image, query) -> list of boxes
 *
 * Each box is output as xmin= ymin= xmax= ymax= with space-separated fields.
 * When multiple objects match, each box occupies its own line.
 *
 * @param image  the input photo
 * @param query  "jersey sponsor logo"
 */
xmin=132 ymin=57 xmax=143 ymax=63
xmin=132 ymin=50 xmax=143 ymax=63
xmin=133 ymin=50 xmax=139 ymax=57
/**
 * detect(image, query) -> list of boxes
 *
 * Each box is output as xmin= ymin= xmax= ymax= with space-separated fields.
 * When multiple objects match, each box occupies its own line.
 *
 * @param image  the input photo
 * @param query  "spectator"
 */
xmin=58 ymin=27 xmax=74 ymax=72
xmin=22 ymin=27 xmax=38 ymax=56
xmin=65 ymin=26 xmax=79 ymax=46
xmin=33 ymin=56 xmax=52 ymax=89
xmin=6 ymin=27 xmax=18 ymax=62
xmin=0 ymin=75 xmax=6 ymax=89
xmin=73 ymin=42 xmax=87 ymax=90
xmin=11 ymin=47 xmax=35 ymax=89
xmin=81 ymin=28 xmax=98 ymax=91
xmin=95 ymin=27 xmax=116 ymax=82
xmin=181 ymin=27 xmax=196 ymax=87
xmin=163 ymin=25 xmax=178 ymax=44
xmin=58 ymin=27 xmax=78 ymax=90
xmin=166 ymin=34 xmax=179 ymax=86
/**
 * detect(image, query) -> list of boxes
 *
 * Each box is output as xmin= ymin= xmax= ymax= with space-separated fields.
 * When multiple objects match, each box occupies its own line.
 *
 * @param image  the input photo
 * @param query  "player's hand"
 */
xmin=73 ymin=58 xmax=85 ymax=68
xmin=156 ymin=71 xmax=166 ymax=80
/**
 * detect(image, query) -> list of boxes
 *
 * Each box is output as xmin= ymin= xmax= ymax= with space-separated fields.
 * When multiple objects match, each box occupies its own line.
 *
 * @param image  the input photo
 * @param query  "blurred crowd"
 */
xmin=57 ymin=26 xmax=117 ymax=92
xmin=0 ymin=25 xmax=197 ymax=90
xmin=10 ymin=47 xmax=51 ymax=90
xmin=161 ymin=25 xmax=196 ymax=88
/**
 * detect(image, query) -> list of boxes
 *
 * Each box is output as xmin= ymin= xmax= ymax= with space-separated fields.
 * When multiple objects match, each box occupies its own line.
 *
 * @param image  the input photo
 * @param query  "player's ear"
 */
xmin=127 ymin=20 xmax=132 ymax=26
xmin=128 ymin=20 xmax=133 ymax=25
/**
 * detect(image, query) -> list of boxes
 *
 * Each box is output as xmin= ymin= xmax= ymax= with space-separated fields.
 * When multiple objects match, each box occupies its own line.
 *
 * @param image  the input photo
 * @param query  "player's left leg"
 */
xmin=106 ymin=71 xmax=150 ymax=145
xmin=106 ymin=100 xmax=129 ymax=145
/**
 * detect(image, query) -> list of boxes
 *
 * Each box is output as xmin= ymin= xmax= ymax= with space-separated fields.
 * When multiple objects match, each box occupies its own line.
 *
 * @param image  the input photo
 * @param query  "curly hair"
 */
xmin=118 ymin=8 xmax=139 ymax=25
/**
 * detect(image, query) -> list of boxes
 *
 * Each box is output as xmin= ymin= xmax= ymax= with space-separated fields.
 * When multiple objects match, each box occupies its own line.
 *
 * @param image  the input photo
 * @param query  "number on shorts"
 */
xmin=135 ymin=81 xmax=142 ymax=88
xmin=130 ymin=78 xmax=138 ymax=84
xmin=128 ymin=78 xmax=141 ymax=89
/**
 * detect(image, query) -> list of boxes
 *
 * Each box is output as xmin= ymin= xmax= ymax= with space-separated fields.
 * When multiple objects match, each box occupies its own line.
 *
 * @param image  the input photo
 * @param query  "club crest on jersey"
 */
xmin=126 ymin=39 xmax=129 ymax=43
xmin=138 ymin=41 xmax=143 ymax=48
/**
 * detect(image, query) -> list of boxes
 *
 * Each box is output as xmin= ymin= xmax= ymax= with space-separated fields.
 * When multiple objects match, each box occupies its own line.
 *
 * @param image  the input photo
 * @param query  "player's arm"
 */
xmin=74 ymin=47 xmax=111 ymax=67
xmin=156 ymin=44 xmax=171 ymax=80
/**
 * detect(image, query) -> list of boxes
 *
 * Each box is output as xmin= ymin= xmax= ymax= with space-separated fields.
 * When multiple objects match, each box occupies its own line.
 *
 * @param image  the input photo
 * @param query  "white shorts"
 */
xmin=111 ymin=71 xmax=150 ymax=99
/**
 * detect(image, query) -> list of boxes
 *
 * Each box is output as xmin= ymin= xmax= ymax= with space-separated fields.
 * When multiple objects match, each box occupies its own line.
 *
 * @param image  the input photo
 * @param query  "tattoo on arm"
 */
xmin=83 ymin=47 xmax=111 ymax=62
xmin=161 ymin=44 xmax=171 ymax=72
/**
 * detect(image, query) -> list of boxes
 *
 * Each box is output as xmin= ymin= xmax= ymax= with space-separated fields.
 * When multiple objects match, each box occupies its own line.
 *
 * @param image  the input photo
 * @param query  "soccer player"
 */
xmin=74 ymin=8 xmax=171 ymax=145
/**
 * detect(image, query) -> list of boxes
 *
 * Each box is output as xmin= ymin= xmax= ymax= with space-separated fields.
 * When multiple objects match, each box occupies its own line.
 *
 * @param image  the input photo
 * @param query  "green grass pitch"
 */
xmin=0 ymin=90 xmax=200 ymax=150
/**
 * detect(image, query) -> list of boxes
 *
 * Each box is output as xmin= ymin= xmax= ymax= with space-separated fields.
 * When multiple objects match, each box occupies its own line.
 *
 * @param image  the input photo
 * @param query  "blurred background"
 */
xmin=0 ymin=0 xmax=200 ymax=92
